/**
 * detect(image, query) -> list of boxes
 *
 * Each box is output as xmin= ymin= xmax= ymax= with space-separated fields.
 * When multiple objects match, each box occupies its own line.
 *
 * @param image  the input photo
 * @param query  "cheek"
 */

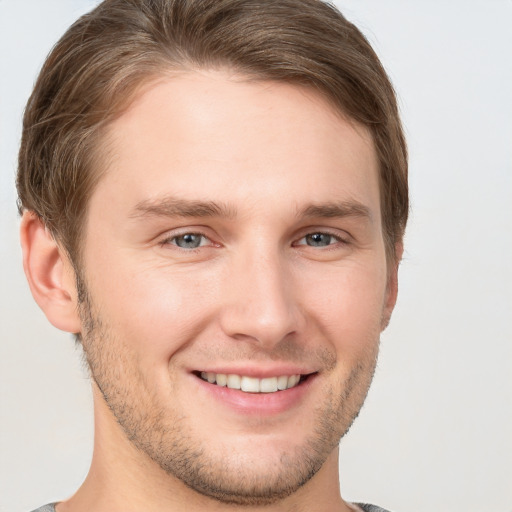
xmin=86 ymin=257 xmax=220 ymax=359
xmin=300 ymin=262 xmax=388 ymax=353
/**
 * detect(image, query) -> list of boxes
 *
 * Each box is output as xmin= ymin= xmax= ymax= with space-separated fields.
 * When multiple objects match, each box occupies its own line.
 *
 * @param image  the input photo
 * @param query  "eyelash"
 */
xmin=159 ymin=232 xmax=212 ymax=251
xmin=159 ymin=230 xmax=349 ymax=251
xmin=294 ymin=231 xmax=349 ymax=249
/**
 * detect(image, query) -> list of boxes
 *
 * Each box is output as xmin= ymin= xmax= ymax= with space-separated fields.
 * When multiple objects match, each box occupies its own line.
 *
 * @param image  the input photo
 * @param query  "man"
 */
xmin=17 ymin=0 xmax=408 ymax=511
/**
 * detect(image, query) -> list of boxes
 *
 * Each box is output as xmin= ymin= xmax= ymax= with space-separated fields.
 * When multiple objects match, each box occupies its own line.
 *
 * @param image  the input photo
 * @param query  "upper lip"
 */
xmin=189 ymin=364 xmax=318 ymax=378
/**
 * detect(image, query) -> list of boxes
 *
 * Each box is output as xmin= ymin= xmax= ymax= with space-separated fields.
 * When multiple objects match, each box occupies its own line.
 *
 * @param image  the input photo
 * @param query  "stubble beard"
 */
xmin=77 ymin=278 xmax=379 ymax=506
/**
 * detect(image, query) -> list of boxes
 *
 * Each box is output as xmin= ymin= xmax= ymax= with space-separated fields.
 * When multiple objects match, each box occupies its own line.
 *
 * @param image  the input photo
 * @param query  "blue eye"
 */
xmin=304 ymin=233 xmax=337 ymax=247
xmin=171 ymin=233 xmax=207 ymax=249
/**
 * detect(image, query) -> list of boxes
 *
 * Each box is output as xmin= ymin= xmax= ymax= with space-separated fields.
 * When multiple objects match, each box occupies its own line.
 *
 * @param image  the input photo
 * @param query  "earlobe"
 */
xmin=20 ymin=211 xmax=81 ymax=333
xmin=381 ymin=241 xmax=404 ymax=330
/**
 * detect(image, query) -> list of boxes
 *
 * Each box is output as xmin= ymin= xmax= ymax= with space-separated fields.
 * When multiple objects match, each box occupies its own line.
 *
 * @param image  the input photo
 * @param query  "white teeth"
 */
xmin=260 ymin=377 xmax=278 ymax=393
xmin=216 ymin=373 xmax=227 ymax=387
xmin=199 ymin=372 xmax=303 ymax=393
xmin=288 ymin=374 xmax=300 ymax=388
xmin=277 ymin=375 xmax=288 ymax=390
xmin=241 ymin=376 xmax=260 ymax=392
xmin=227 ymin=374 xmax=241 ymax=389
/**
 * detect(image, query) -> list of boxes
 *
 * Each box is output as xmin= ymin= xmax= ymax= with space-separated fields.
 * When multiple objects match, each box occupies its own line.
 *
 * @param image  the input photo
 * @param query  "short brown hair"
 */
xmin=17 ymin=0 xmax=408 ymax=265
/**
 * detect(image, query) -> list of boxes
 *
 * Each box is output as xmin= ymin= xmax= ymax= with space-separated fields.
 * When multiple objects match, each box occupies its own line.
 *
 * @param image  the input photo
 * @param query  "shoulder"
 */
xmin=29 ymin=505 xmax=56 ymax=512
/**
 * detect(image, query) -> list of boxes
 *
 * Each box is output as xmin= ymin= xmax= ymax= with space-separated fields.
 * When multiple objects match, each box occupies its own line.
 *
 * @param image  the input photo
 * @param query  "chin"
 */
xmin=155 ymin=436 xmax=329 ymax=506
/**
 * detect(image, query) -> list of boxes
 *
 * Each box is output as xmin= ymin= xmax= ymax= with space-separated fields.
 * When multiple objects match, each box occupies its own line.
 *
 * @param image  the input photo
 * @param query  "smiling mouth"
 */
xmin=195 ymin=372 xmax=313 ymax=393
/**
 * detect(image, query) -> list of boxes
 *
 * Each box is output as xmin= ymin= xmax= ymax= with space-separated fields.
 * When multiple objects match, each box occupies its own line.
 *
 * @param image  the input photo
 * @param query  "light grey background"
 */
xmin=1 ymin=1 xmax=511 ymax=511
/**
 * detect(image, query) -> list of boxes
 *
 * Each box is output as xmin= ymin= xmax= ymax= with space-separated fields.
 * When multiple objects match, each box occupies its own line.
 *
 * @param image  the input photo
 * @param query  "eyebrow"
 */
xmin=298 ymin=201 xmax=372 ymax=222
xmin=130 ymin=196 xmax=372 ymax=223
xmin=130 ymin=197 xmax=237 ymax=219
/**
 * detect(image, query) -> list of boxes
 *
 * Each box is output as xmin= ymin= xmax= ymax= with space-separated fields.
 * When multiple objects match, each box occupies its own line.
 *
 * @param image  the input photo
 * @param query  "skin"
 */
xmin=21 ymin=70 xmax=400 ymax=512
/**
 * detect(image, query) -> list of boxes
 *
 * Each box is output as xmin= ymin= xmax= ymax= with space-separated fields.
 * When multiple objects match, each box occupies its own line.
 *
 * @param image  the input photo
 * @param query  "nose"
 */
xmin=218 ymin=247 xmax=303 ymax=349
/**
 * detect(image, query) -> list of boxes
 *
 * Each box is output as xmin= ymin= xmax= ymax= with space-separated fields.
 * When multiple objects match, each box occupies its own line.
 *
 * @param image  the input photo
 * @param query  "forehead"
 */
xmin=92 ymin=70 xmax=379 ymax=224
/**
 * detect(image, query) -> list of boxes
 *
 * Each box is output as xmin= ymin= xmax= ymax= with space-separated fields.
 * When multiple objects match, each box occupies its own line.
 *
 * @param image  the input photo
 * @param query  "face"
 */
xmin=78 ymin=70 xmax=396 ymax=505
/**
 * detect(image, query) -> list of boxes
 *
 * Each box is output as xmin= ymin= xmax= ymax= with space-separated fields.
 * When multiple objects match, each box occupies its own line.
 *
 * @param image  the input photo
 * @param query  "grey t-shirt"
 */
xmin=31 ymin=503 xmax=392 ymax=512
xmin=356 ymin=505 xmax=394 ymax=512
xmin=30 ymin=506 xmax=57 ymax=512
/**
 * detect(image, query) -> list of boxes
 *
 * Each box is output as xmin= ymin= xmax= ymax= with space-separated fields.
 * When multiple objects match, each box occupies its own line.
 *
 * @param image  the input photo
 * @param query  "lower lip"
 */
xmin=193 ymin=374 xmax=317 ymax=416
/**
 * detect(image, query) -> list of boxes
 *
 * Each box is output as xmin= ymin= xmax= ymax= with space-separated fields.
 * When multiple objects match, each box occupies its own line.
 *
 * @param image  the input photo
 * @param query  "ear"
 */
xmin=381 ymin=241 xmax=404 ymax=331
xmin=20 ymin=211 xmax=81 ymax=333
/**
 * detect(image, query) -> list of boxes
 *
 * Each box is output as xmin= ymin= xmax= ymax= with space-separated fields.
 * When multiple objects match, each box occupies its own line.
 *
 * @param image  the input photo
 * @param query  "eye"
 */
xmin=167 ymin=233 xmax=210 ymax=249
xmin=297 ymin=232 xmax=341 ymax=247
